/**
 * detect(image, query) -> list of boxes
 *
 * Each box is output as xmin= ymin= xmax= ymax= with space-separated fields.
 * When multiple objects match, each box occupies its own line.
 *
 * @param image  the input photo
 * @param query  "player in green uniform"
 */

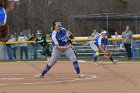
xmin=35 ymin=30 xmax=51 ymax=61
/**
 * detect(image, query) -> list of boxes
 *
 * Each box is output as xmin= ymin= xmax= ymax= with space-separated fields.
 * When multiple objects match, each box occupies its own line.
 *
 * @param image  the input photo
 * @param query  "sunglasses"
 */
xmin=57 ymin=25 xmax=62 ymax=27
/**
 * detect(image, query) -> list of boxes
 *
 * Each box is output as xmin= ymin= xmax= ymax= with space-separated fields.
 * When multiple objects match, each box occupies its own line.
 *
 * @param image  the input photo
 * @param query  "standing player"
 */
xmin=35 ymin=22 xmax=84 ymax=78
xmin=89 ymin=31 xmax=118 ymax=65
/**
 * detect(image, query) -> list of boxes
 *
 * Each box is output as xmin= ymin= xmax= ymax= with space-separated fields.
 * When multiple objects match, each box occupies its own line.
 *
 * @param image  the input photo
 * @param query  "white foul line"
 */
xmin=0 ymin=75 xmax=97 ymax=86
xmin=0 ymin=78 xmax=25 ymax=80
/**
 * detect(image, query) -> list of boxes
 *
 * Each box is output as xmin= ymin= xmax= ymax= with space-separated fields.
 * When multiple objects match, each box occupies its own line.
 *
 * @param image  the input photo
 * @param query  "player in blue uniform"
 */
xmin=35 ymin=22 xmax=84 ymax=78
xmin=0 ymin=0 xmax=15 ymax=26
xmin=0 ymin=6 xmax=7 ymax=25
xmin=89 ymin=31 xmax=118 ymax=65
xmin=0 ymin=0 xmax=15 ymax=41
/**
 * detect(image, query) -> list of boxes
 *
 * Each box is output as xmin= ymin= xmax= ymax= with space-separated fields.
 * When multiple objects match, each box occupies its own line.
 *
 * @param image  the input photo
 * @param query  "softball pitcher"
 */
xmin=89 ymin=31 xmax=118 ymax=65
xmin=35 ymin=22 xmax=84 ymax=78
xmin=0 ymin=0 xmax=15 ymax=41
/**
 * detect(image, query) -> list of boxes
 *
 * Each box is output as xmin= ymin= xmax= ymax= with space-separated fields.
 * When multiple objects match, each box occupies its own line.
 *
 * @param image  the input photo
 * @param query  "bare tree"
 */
xmin=7 ymin=0 xmax=140 ymax=36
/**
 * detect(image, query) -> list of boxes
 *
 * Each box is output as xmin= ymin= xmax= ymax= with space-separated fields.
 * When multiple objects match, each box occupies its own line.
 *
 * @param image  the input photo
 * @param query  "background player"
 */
xmin=89 ymin=31 xmax=118 ymax=65
xmin=35 ymin=30 xmax=51 ymax=61
xmin=35 ymin=22 xmax=84 ymax=78
xmin=0 ymin=0 xmax=15 ymax=41
xmin=0 ymin=0 xmax=15 ymax=26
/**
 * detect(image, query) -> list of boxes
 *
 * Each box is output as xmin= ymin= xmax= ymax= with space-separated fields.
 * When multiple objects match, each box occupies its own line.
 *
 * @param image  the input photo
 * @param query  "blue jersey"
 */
xmin=52 ymin=28 xmax=69 ymax=46
xmin=93 ymin=35 xmax=108 ymax=46
xmin=0 ymin=7 xmax=7 ymax=25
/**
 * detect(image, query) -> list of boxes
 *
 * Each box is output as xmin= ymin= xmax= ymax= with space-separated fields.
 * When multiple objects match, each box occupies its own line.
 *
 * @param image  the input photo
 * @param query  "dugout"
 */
xmin=69 ymin=13 xmax=140 ymax=37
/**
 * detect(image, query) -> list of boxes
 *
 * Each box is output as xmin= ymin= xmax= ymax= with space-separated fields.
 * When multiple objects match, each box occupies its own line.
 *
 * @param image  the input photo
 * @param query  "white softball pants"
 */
xmin=89 ymin=41 xmax=99 ymax=52
xmin=48 ymin=47 xmax=77 ymax=67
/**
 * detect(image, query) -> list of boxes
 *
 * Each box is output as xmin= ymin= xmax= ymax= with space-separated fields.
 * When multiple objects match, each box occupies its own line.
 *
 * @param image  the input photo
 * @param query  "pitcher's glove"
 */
xmin=0 ymin=25 xmax=9 ymax=41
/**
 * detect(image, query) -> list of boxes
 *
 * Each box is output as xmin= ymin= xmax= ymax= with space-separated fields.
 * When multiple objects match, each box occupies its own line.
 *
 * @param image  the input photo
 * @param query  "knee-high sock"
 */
xmin=41 ymin=64 xmax=51 ymax=76
xmin=73 ymin=61 xmax=80 ymax=74
xmin=110 ymin=56 xmax=114 ymax=62
xmin=93 ymin=51 xmax=98 ymax=62
xmin=94 ymin=56 xmax=97 ymax=62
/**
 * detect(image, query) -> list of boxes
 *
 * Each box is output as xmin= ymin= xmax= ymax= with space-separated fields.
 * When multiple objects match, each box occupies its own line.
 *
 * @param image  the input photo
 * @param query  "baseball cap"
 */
xmin=55 ymin=22 xmax=62 ymax=27
xmin=101 ymin=31 xmax=107 ymax=34
xmin=20 ymin=32 xmax=23 ymax=35
xmin=37 ymin=30 xmax=42 ymax=35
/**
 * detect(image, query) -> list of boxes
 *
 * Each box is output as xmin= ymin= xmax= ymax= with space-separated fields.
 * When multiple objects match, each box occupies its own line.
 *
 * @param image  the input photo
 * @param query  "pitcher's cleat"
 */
xmin=94 ymin=62 xmax=99 ymax=65
xmin=77 ymin=74 xmax=85 ymax=78
xmin=113 ymin=60 xmax=118 ymax=64
xmin=35 ymin=73 xmax=44 ymax=78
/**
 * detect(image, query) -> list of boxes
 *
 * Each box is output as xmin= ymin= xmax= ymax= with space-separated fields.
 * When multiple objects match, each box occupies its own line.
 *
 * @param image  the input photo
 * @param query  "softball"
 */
xmin=95 ymin=52 xmax=100 ymax=56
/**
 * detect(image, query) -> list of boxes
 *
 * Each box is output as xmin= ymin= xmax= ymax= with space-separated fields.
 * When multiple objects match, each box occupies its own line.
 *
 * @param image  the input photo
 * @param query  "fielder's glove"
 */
xmin=104 ymin=51 xmax=110 ymax=58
